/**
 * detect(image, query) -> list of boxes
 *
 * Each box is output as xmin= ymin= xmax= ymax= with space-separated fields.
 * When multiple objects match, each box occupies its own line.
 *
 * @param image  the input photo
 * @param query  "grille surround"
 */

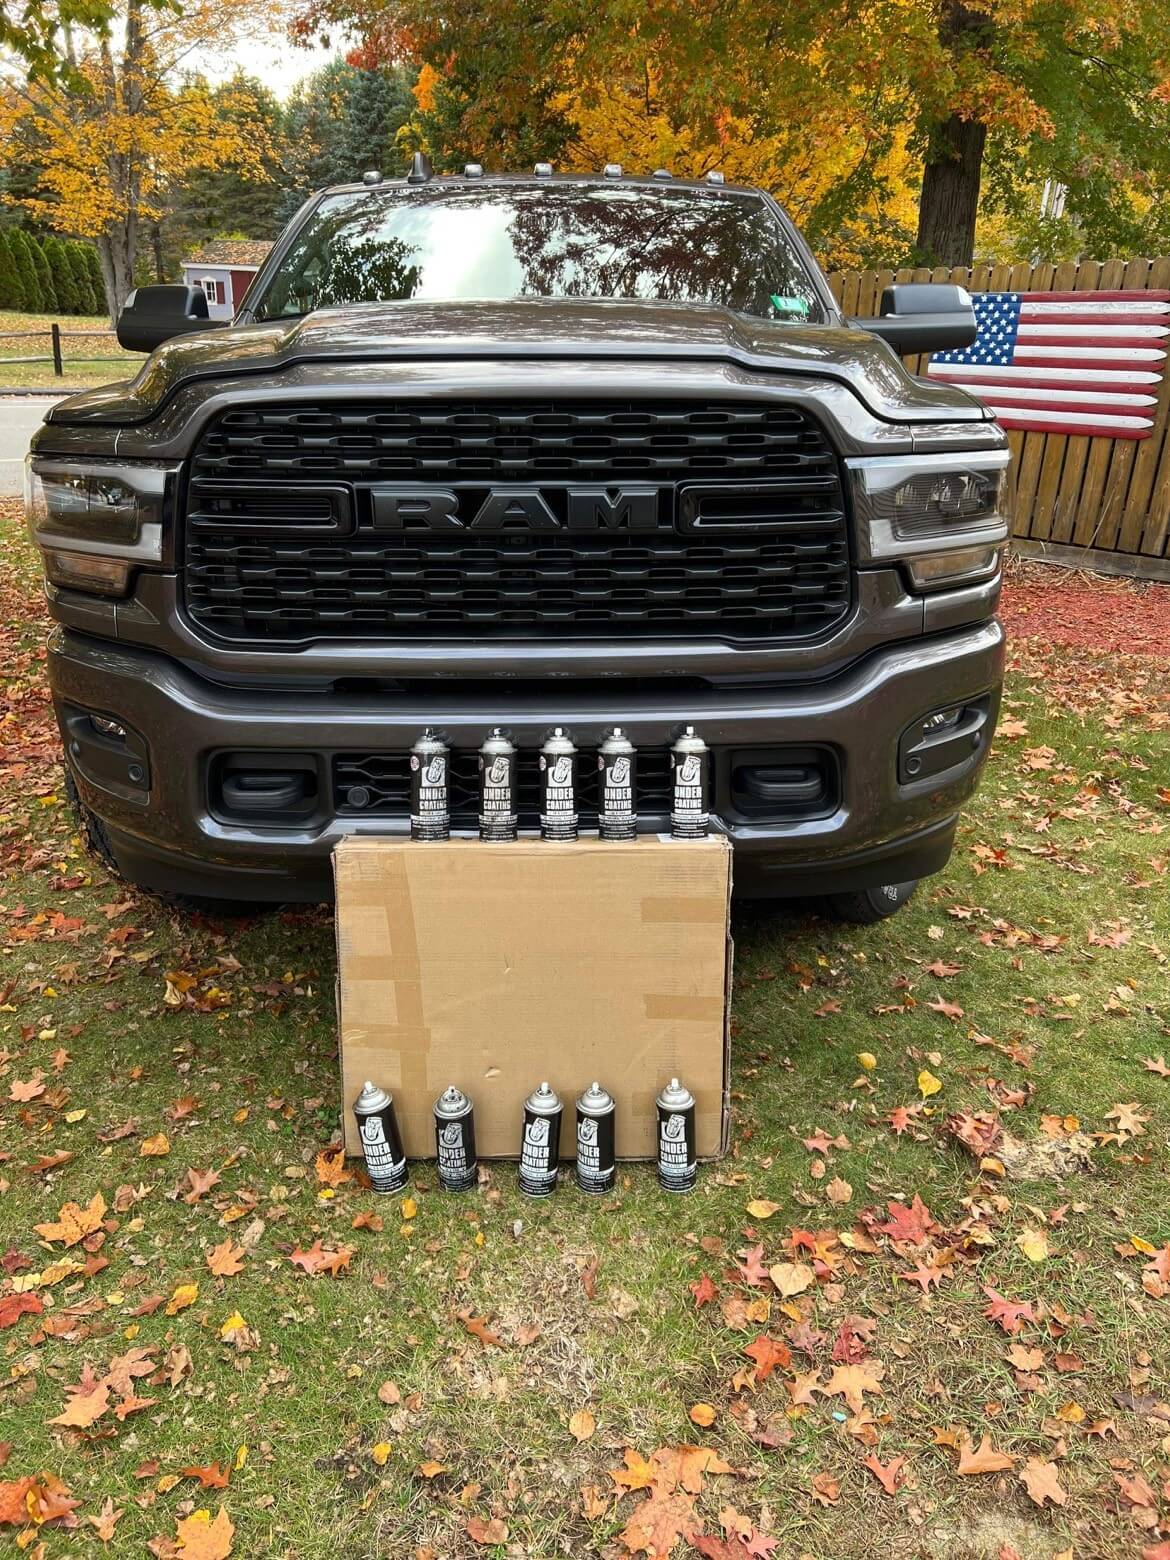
xmin=183 ymin=398 xmax=851 ymax=644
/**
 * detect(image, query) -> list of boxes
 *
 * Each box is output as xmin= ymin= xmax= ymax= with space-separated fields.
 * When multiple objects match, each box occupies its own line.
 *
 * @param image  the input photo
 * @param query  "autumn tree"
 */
xmin=0 ymin=0 xmax=282 ymax=319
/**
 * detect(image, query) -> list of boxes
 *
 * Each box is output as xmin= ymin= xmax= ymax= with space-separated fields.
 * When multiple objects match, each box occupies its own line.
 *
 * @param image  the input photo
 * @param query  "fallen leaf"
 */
xmin=49 ymin=1381 xmax=111 ymax=1429
xmin=418 ymin=1460 xmax=447 ymax=1479
xmin=166 ymin=1282 xmax=199 ymax=1316
xmin=206 ymin=1239 xmax=246 ymax=1278
xmin=459 ymin=1310 xmax=504 ymax=1348
xmin=1016 ymin=1228 xmax=1050 ymax=1263
xmin=610 ymin=1448 xmax=656 ymax=1493
xmin=140 ymin=1133 xmax=170 ymax=1158
xmin=744 ymin=1335 xmax=792 ymax=1383
xmin=619 ymin=1489 xmax=696 ymax=1556
xmin=9 ymin=1075 xmax=46 ymax=1102
xmin=87 ymin=1495 xmax=123 ymax=1540
xmin=371 ymin=1442 xmax=392 ymax=1466
xmin=689 ymin=1403 xmax=717 ymax=1427
xmin=822 ymin=1361 xmax=885 ymax=1414
xmin=569 ymin=1408 xmax=596 ymax=1442
xmin=690 ymin=1275 xmax=718 ymax=1308
xmin=956 ymin=1435 xmax=1014 ymax=1475
xmin=769 ymin=1262 xmax=814 ymax=1298
xmin=651 ymin=1444 xmax=734 ymax=1494
xmin=0 ymin=1292 xmax=44 ymax=1330
xmin=314 ymin=1147 xmax=352 ymax=1187
xmin=288 ymin=1241 xmax=353 ymax=1278
xmin=180 ymin=1464 xmax=230 ymax=1490
xmin=863 ymin=1453 xmax=906 ymax=1495
xmin=810 ymin=1471 xmax=840 ymax=1506
xmin=1019 ymin=1458 xmax=1066 ymax=1507
xmin=34 ymin=1190 xmax=106 ymax=1247
xmin=745 ymin=1199 xmax=780 ymax=1220
xmin=174 ymin=1504 xmax=234 ymax=1558
xmin=917 ymin=1068 xmax=943 ymax=1098
xmin=466 ymin=1515 xmax=508 ymax=1546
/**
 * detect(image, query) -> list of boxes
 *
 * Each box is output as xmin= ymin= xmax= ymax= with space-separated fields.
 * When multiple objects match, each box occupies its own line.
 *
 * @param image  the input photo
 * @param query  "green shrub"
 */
xmin=67 ymin=244 xmax=98 ymax=314
xmin=44 ymin=237 xmax=81 ymax=313
xmin=30 ymin=235 xmax=59 ymax=312
xmin=7 ymin=229 xmax=43 ymax=311
xmin=0 ymin=229 xmax=25 ymax=309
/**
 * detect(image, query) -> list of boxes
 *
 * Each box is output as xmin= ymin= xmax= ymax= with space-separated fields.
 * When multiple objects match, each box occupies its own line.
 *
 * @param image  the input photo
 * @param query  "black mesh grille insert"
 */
xmin=184 ymin=399 xmax=850 ymax=642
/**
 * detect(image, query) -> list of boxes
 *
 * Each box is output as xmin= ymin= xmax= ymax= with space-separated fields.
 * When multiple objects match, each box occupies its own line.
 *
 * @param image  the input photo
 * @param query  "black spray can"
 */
xmin=518 ymin=1080 xmax=563 ymax=1197
xmin=656 ymin=1077 xmax=697 ymax=1193
xmin=670 ymin=725 xmax=710 ymax=839
xmin=539 ymin=728 xmax=578 ymax=842
xmin=479 ymin=727 xmax=518 ymax=841
xmin=575 ymin=1080 xmax=616 ymax=1195
xmin=597 ymin=727 xmax=637 ymax=842
xmin=434 ymin=1085 xmax=477 ymax=1191
xmin=410 ymin=727 xmax=450 ymax=841
xmin=353 ymin=1079 xmax=409 ymax=1193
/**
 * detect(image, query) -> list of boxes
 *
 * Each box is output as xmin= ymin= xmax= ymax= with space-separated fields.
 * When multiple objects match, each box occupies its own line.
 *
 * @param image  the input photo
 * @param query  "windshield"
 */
xmin=251 ymin=183 xmax=827 ymax=324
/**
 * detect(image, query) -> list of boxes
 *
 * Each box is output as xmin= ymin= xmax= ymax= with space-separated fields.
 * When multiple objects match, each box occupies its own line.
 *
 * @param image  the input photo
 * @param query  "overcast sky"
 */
xmin=205 ymin=27 xmax=347 ymax=99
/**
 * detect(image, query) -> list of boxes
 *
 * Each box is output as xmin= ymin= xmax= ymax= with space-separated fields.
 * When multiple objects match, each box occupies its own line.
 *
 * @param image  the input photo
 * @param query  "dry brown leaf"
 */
xmin=140 ymin=1133 xmax=170 ymax=1158
xmin=86 ymin=1495 xmax=123 ymax=1541
xmin=619 ymin=1489 xmax=696 ymax=1557
xmin=459 ymin=1310 xmax=504 ymax=1348
xmin=206 ymin=1240 xmax=246 ymax=1278
xmin=956 ymin=1434 xmax=1014 ymax=1475
xmin=466 ymin=1515 xmax=508 ymax=1546
xmin=610 ymin=1448 xmax=656 ymax=1492
xmin=769 ymin=1261 xmax=814 ymax=1298
xmin=1019 ymin=1458 xmax=1066 ymax=1507
xmin=49 ymin=1382 xmax=110 ymax=1429
xmin=822 ymin=1361 xmax=885 ymax=1414
xmin=569 ymin=1408 xmax=596 ymax=1442
xmin=34 ymin=1190 xmax=106 ymax=1247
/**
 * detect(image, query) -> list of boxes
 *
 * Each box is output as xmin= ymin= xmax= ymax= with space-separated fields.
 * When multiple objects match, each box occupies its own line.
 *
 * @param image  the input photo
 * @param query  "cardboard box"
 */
xmin=335 ymin=835 xmax=732 ymax=1161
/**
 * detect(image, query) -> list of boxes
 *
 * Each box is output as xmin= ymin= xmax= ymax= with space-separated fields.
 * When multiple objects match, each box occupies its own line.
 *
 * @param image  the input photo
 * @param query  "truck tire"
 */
xmin=825 ymin=880 xmax=918 ymax=924
xmin=64 ymin=772 xmax=262 ymax=917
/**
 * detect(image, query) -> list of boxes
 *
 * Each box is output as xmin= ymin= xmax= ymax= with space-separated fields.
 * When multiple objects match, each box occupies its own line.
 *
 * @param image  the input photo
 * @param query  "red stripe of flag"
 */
xmin=1009 ymin=352 xmax=1166 ymax=369
xmin=992 ymin=415 xmax=1149 ymax=438
xmin=1018 ymin=289 xmax=1170 ymax=302
xmin=1013 ymin=331 xmax=1168 ymax=347
xmin=927 ymin=369 xmax=1159 ymax=394
xmin=1019 ymin=310 xmax=1170 ymax=325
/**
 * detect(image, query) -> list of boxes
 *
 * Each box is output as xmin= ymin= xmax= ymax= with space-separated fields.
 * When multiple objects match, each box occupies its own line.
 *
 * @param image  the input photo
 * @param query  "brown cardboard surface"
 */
xmin=335 ymin=835 xmax=732 ymax=1161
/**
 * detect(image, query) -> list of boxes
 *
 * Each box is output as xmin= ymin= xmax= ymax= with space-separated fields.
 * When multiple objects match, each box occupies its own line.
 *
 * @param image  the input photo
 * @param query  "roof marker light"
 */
xmin=603 ymin=163 xmax=622 ymax=178
xmin=705 ymin=170 xmax=725 ymax=185
xmin=652 ymin=168 xmax=673 ymax=179
xmin=407 ymin=151 xmax=434 ymax=184
xmin=534 ymin=162 xmax=553 ymax=177
xmin=463 ymin=162 xmax=483 ymax=178
xmin=361 ymin=169 xmax=382 ymax=185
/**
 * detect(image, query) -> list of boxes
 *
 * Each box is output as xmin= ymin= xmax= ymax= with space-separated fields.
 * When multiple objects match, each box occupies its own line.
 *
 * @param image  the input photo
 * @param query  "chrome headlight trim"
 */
xmin=847 ymin=448 xmax=1011 ymax=563
xmin=24 ymin=454 xmax=179 ymax=564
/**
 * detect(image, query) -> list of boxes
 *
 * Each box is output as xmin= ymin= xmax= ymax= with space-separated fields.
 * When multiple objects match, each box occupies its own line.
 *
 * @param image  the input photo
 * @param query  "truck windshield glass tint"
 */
xmin=251 ymin=185 xmax=825 ymax=323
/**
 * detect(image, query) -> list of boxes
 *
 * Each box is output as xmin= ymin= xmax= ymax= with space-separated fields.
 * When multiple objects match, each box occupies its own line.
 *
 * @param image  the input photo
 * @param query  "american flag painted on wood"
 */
xmin=927 ymin=290 xmax=1170 ymax=440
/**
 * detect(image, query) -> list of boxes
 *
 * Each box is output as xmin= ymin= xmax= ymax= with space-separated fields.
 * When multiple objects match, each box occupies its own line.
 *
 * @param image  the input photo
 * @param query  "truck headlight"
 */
xmin=25 ymin=455 xmax=179 ymax=598
xmin=847 ymin=449 xmax=1010 ymax=591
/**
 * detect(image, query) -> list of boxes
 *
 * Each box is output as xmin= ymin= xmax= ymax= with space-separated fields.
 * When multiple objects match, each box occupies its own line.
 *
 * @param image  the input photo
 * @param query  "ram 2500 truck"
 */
xmin=26 ymin=155 xmax=1009 ymax=921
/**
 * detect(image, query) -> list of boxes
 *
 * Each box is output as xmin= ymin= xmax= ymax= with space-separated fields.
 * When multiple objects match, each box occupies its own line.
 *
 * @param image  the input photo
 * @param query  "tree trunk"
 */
xmin=916 ymin=112 xmax=987 ymax=265
xmin=915 ymin=0 xmax=992 ymax=267
xmin=95 ymin=228 xmax=137 ymax=324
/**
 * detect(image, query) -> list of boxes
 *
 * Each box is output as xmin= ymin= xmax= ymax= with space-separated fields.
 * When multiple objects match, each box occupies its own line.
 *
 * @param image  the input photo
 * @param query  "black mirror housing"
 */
xmin=117 ymin=285 xmax=223 ymax=353
xmin=850 ymin=282 xmax=977 ymax=355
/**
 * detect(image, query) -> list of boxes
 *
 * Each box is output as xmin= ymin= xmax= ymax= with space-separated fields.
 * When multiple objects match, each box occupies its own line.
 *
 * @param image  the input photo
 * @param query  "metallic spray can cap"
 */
xmin=414 ymin=725 xmax=447 ymax=752
xmin=525 ymin=1080 xmax=562 ymax=1116
xmin=656 ymin=1076 xmax=695 ymax=1112
xmin=672 ymin=723 xmax=708 ymax=754
xmin=355 ymin=1079 xmax=393 ymax=1115
xmin=435 ymin=1084 xmax=471 ymax=1119
xmin=481 ymin=726 xmax=513 ymax=755
xmin=577 ymin=1080 xmax=614 ymax=1115
xmin=542 ymin=726 xmax=575 ymax=755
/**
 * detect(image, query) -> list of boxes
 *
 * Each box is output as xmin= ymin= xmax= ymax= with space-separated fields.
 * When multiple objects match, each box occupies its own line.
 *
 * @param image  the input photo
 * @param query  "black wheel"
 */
xmin=64 ymin=772 xmax=266 ymax=917
xmin=824 ymin=879 xmax=918 ymax=925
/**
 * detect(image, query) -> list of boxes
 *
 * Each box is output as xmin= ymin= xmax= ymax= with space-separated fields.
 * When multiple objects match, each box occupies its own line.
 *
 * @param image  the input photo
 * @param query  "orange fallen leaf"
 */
xmin=314 ymin=1147 xmax=352 ymax=1188
xmin=619 ymin=1489 xmax=696 ymax=1556
xmin=206 ymin=1240 xmax=246 ymax=1278
xmin=863 ymin=1453 xmax=906 ymax=1495
xmin=569 ymin=1408 xmax=596 ymax=1442
xmin=956 ymin=1435 xmax=1014 ymax=1475
xmin=689 ymin=1403 xmax=717 ymax=1427
xmin=34 ymin=1190 xmax=106 ymax=1247
xmin=9 ymin=1075 xmax=46 ymax=1102
xmin=181 ymin=1463 xmax=230 ymax=1490
xmin=174 ymin=1503 xmax=235 ymax=1558
xmin=418 ymin=1460 xmax=448 ymax=1479
xmin=610 ymin=1448 xmax=655 ymax=1493
xmin=822 ymin=1361 xmax=885 ymax=1414
xmin=86 ymin=1495 xmax=123 ymax=1540
xmin=459 ymin=1309 xmax=504 ymax=1348
xmin=49 ymin=1382 xmax=110 ymax=1429
xmin=288 ymin=1241 xmax=353 ymax=1277
xmin=166 ymin=1282 xmax=199 ymax=1316
xmin=140 ymin=1133 xmax=170 ymax=1158
xmin=1019 ymin=1458 xmax=1066 ymax=1507
xmin=466 ymin=1515 xmax=508 ymax=1546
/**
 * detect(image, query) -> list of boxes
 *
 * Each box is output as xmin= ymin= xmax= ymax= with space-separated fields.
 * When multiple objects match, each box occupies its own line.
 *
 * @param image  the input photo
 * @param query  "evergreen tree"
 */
xmin=67 ymin=244 xmax=98 ymax=314
xmin=44 ymin=237 xmax=80 ymax=312
xmin=83 ymin=245 xmax=105 ymax=314
xmin=8 ymin=229 xmax=43 ymax=311
xmin=29 ymin=235 xmax=58 ymax=311
xmin=0 ymin=229 xmax=25 ymax=309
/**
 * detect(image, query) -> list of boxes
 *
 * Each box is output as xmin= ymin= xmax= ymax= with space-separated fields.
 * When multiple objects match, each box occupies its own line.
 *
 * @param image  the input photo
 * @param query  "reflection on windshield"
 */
xmin=253 ymin=184 xmax=825 ymax=324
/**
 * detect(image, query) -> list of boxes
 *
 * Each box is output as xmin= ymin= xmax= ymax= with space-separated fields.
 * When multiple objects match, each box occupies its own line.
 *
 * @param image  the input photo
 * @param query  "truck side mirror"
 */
xmin=851 ymin=283 xmax=977 ymax=355
xmin=117 ymin=285 xmax=224 ymax=353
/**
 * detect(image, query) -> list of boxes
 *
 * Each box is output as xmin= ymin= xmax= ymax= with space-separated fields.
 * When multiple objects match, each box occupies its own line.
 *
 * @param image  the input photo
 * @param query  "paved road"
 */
xmin=0 ymin=397 xmax=64 ymax=497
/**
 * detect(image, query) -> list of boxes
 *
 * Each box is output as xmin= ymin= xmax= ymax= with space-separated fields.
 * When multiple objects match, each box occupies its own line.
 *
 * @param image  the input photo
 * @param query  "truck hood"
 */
xmin=47 ymin=296 xmax=989 ymax=427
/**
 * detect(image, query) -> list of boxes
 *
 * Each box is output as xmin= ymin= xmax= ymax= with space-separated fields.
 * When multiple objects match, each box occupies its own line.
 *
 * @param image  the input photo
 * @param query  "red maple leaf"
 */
xmin=982 ymin=1285 xmax=1035 ymax=1335
xmin=863 ymin=1452 xmax=907 ymax=1494
xmin=888 ymin=1105 xmax=918 ymax=1135
xmin=878 ymin=1194 xmax=937 ymax=1245
xmin=735 ymin=1244 xmax=769 ymax=1287
xmin=689 ymin=1274 xmax=718 ymax=1308
xmin=897 ymin=1261 xmax=947 ymax=1293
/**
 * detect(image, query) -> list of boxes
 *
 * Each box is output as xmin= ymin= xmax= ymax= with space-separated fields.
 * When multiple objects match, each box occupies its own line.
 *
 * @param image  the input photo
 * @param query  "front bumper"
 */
xmin=48 ymin=620 xmax=1004 ymax=902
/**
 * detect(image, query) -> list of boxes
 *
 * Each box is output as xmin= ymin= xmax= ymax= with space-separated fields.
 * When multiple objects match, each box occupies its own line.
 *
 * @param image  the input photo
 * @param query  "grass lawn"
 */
xmin=0 ymin=310 xmax=136 ymax=391
xmin=1 ymin=504 xmax=1168 ymax=1558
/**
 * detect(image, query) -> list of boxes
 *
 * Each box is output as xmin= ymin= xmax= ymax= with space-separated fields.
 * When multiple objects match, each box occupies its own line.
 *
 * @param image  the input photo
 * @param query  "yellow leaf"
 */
xmin=401 ymin=1196 xmax=418 ymax=1219
xmin=689 ymin=1402 xmax=717 ymax=1427
xmin=418 ymin=1460 xmax=448 ymax=1478
xmin=745 ymin=1199 xmax=780 ymax=1219
xmin=140 ymin=1133 xmax=170 ymax=1158
xmin=569 ymin=1408 xmax=596 ymax=1442
xmin=219 ymin=1311 xmax=246 ymax=1340
xmin=917 ymin=1069 xmax=942 ymax=1098
xmin=166 ymin=1281 xmax=199 ymax=1316
xmin=1131 ymin=1236 xmax=1157 ymax=1255
xmin=174 ymin=1505 xmax=234 ymax=1559
xmin=857 ymin=1052 xmax=877 ymax=1071
xmin=371 ymin=1442 xmax=392 ymax=1466
xmin=234 ymin=1445 xmax=247 ymax=1471
xmin=769 ymin=1261 xmax=815 ymax=1298
xmin=65 ymin=1108 xmax=87 ymax=1123
xmin=1017 ymin=1228 xmax=1049 ymax=1262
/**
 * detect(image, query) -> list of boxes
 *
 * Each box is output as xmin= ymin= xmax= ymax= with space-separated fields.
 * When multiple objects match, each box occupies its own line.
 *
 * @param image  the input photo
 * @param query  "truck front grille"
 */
xmin=184 ymin=399 xmax=850 ymax=642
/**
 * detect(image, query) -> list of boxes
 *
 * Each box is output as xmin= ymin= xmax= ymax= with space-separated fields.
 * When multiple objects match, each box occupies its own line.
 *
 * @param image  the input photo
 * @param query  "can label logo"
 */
xmin=549 ymin=755 xmax=572 ymax=787
xmin=360 ymin=1115 xmax=405 ymax=1183
xmin=424 ymin=755 xmax=445 ymax=786
xmin=520 ymin=1116 xmax=555 ymax=1188
xmin=486 ymin=756 xmax=509 ymax=787
xmin=658 ymin=1112 xmax=693 ymax=1180
xmin=678 ymin=755 xmax=701 ymax=786
xmin=438 ymin=1120 xmax=468 ymax=1177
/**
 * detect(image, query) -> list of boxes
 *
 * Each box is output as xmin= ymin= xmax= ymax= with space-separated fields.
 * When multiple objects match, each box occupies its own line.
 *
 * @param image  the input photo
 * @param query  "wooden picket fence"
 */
xmin=825 ymin=258 xmax=1170 ymax=582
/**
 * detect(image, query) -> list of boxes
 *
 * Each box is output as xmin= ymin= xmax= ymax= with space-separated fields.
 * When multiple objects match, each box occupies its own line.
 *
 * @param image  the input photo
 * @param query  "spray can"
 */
xmin=353 ymin=1080 xmax=409 ymax=1193
xmin=479 ymin=727 xmax=518 ymax=841
xmin=655 ymin=1077 xmax=697 ymax=1193
xmin=670 ymin=725 xmax=710 ymax=839
xmin=539 ymin=728 xmax=578 ymax=842
xmin=518 ymin=1081 xmax=563 ymax=1196
xmin=575 ymin=1081 xmax=616 ymax=1195
xmin=410 ymin=727 xmax=450 ymax=841
xmin=597 ymin=727 xmax=637 ymax=842
xmin=433 ymin=1085 xmax=477 ymax=1191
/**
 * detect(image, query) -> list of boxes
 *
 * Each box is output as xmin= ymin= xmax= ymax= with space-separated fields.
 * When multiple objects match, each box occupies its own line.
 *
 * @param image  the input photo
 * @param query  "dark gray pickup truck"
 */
xmin=26 ymin=157 xmax=1009 ymax=919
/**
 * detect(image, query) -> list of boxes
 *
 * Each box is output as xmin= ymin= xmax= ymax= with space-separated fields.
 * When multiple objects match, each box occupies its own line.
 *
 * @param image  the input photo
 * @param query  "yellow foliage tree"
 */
xmin=0 ymin=0 xmax=279 ymax=319
xmin=556 ymin=74 xmax=920 ymax=272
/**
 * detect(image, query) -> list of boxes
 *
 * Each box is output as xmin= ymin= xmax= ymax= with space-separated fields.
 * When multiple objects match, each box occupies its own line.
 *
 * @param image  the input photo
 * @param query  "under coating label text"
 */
xmin=657 ymin=1112 xmax=695 ymax=1181
xmin=519 ymin=1113 xmax=558 ymax=1191
xmin=359 ymin=1115 xmax=406 ymax=1186
xmin=437 ymin=1123 xmax=468 ymax=1177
